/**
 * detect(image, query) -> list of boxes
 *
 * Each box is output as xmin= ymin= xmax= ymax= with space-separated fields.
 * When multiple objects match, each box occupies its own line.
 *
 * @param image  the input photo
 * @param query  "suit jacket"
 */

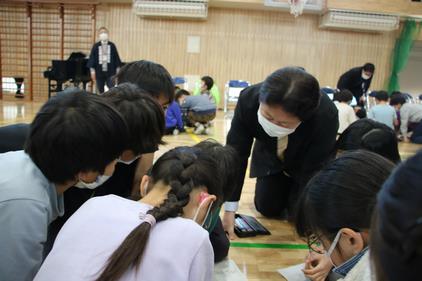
xmin=87 ymin=41 xmax=122 ymax=77
xmin=226 ymin=83 xmax=339 ymax=201
xmin=337 ymin=66 xmax=373 ymax=103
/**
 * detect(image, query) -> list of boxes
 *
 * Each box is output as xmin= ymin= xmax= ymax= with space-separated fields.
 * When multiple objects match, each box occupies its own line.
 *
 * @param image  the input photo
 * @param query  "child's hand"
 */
xmin=302 ymin=252 xmax=332 ymax=281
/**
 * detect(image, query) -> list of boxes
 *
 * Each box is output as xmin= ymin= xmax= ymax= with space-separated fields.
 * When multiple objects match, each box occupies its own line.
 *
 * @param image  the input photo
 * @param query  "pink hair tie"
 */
xmin=139 ymin=213 xmax=156 ymax=227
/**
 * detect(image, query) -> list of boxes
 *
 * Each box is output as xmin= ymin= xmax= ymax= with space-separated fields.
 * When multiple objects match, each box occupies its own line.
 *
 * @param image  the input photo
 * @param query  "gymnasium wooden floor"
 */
xmin=1 ymin=97 xmax=421 ymax=281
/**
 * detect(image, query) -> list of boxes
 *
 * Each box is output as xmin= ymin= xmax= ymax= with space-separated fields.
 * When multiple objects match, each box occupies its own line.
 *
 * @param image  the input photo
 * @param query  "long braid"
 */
xmin=95 ymin=149 xmax=200 ymax=281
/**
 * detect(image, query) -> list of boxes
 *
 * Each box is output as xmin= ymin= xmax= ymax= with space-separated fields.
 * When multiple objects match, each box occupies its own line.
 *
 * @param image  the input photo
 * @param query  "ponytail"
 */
xmin=95 ymin=223 xmax=152 ymax=281
xmin=95 ymin=148 xmax=212 ymax=281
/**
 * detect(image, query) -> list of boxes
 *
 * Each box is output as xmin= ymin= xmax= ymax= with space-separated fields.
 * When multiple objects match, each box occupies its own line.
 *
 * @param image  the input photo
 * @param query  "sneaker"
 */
xmin=194 ymin=124 xmax=205 ymax=135
xmin=172 ymin=129 xmax=179 ymax=136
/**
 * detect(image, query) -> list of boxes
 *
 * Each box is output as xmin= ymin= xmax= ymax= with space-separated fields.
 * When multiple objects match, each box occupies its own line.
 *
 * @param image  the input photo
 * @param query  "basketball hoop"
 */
xmin=288 ymin=0 xmax=308 ymax=17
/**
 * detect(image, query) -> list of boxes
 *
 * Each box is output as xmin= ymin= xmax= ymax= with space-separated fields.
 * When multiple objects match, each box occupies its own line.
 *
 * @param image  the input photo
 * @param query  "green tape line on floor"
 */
xmin=230 ymin=242 xmax=308 ymax=250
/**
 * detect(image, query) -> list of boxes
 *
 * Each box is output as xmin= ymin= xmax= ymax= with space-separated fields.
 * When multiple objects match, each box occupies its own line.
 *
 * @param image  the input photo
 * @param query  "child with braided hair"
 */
xmin=35 ymin=142 xmax=237 ymax=281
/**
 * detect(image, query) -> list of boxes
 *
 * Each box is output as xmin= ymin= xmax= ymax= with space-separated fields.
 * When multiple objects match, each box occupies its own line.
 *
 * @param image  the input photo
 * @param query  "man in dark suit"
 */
xmin=223 ymin=67 xmax=339 ymax=238
xmin=337 ymin=63 xmax=375 ymax=106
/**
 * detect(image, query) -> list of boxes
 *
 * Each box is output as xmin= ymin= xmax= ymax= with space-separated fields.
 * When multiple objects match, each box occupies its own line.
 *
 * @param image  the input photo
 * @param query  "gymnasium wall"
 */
xmin=1 ymin=3 xmax=400 ymax=102
xmin=326 ymin=0 xmax=422 ymax=15
xmin=97 ymin=4 xmax=397 ymax=103
xmin=102 ymin=0 xmax=422 ymax=16
xmin=0 ymin=3 xmax=94 ymax=101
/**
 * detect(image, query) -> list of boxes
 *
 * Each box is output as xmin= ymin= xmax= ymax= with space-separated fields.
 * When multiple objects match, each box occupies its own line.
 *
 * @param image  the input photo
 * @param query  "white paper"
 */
xmin=214 ymin=259 xmax=247 ymax=281
xmin=277 ymin=263 xmax=309 ymax=281
xmin=187 ymin=36 xmax=200 ymax=53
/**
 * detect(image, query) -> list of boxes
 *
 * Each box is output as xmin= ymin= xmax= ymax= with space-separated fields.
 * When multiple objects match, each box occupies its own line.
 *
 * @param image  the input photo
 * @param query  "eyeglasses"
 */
xmin=307 ymin=234 xmax=325 ymax=254
xmin=307 ymin=230 xmax=343 ymax=256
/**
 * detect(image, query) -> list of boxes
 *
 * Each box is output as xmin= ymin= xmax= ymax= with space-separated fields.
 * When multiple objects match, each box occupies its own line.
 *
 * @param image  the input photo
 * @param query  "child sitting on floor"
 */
xmin=334 ymin=89 xmax=357 ymax=134
xmin=368 ymin=91 xmax=397 ymax=130
xmin=165 ymin=89 xmax=186 ymax=135
xmin=295 ymin=150 xmax=395 ymax=281
xmin=180 ymin=89 xmax=217 ymax=135
xmin=199 ymin=76 xmax=220 ymax=106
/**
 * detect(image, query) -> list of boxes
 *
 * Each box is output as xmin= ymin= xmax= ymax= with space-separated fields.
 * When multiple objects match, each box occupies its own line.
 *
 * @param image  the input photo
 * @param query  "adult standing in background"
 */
xmin=223 ymin=67 xmax=339 ymax=238
xmin=87 ymin=27 xmax=122 ymax=94
xmin=337 ymin=63 xmax=375 ymax=106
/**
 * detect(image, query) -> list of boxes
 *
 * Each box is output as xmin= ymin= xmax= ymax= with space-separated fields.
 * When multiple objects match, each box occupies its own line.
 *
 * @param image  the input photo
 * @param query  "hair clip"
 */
xmin=139 ymin=213 xmax=156 ymax=227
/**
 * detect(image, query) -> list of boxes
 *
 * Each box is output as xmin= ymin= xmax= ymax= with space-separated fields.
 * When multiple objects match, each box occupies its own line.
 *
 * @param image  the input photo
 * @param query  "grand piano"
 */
xmin=44 ymin=52 xmax=91 ymax=98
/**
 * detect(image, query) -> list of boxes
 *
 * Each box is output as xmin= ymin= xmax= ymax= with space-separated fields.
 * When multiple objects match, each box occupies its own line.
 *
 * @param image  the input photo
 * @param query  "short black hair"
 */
xmin=390 ymin=91 xmax=402 ymax=98
xmin=259 ymin=67 xmax=320 ymax=121
xmin=201 ymin=76 xmax=214 ymax=91
xmin=390 ymin=96 xmax=406 ymax=106
xmin=337 ymin=119 xmax=401 ymax=163
xmin=363 ymin=63 xmax=375 ymax=73
xmin=193 ymin=139 xmax=240 ymax=203
xmin=115 ymin=60 xmax=174 ymax=103
xmin=375 ymin=91 xmax=389 ymax=101
xmin=175 ymin=89 xmax=190 ymax=101
xmin=335 ymin=89 xmax=353 ymax=103
xmin=295 ymin=150 xmax=395 ymax=240
xmin=103 ymin=83 xmax=165 ymax=155
xmin=25 ymin=90 xmax=128 ymax=184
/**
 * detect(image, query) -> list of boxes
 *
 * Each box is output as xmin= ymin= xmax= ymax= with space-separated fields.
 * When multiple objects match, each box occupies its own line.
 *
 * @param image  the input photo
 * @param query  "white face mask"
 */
xmin=257 ymin=106 xmax=299 ymax=138
xmin=325 ymin=229 xmax=342 ymax=262
xmin=192 ymin=198 xmax=213 ymax=227
xmin=99 ymin=33 xmax=108 ymax=43
xmin=117 ymin=155 xmax=140 ymax=165
xmin=325 ymin=229 xmax=366 ymax=276
xmin=361 ymin=73 xmax=371 ymax=80
xmin=75 ymin=174 xmax=111 ymax=189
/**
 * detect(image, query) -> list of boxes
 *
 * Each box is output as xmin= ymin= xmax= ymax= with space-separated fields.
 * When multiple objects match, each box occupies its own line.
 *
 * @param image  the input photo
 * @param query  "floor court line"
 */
xmin=187 ymin=131 xmax=202 ymax=143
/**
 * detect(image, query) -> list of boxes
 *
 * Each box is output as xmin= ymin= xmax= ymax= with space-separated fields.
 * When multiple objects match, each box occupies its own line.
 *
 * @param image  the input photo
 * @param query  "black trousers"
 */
xmin=411 ymin=120 xmax=422 ymax=144
xmin=165 ymin=126 xmax=176 ymax=135
xmin=254 ymin=172 xmax=298 ymax=218
xmin=96 ymin=73 xmax=114 ymax=94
